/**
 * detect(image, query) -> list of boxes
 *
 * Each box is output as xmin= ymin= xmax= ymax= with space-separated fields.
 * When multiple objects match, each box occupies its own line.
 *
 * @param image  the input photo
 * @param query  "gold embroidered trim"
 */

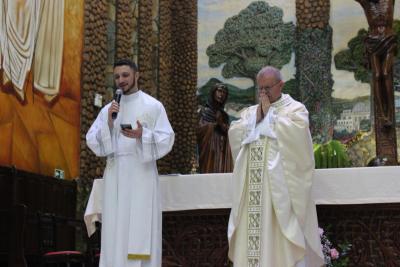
xmin=127 ymin=254 xmax=151 ymax=260
xmin=247 ymin=137 xmax=267 ymax=267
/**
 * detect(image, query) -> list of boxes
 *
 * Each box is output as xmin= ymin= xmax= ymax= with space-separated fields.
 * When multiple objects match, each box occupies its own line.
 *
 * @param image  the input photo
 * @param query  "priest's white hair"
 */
xmin=256 ymin=66 xmax=282 ymax=82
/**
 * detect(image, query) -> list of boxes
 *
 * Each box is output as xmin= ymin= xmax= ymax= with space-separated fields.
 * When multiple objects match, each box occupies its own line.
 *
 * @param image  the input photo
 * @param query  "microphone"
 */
xmin=112 ymin=88 xmax=123 ymax=120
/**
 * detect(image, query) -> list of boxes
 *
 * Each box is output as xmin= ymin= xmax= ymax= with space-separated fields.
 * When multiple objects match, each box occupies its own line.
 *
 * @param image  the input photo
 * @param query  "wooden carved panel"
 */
xmin=162 ymin=209 xmax=230 ymax=267
xmin=317 ymin=204 xmax=400 ymax=267
xmin=162 ymin=205 xmax=400 ymax=267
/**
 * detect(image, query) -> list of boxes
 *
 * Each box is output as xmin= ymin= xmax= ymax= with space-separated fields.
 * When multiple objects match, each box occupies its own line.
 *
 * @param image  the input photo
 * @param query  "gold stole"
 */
xmin=247 ymin=137 xmax=267 ymax=267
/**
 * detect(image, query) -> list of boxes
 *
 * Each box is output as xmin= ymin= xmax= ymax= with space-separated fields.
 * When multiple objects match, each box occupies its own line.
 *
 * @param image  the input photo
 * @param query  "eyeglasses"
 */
xmin=257 ymin=81 xmax=281 ymax=92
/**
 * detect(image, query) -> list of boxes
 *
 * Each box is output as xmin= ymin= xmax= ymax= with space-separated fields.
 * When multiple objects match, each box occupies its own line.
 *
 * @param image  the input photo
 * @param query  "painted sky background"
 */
xmin=198 ymin=0 xmax=400 ymax=100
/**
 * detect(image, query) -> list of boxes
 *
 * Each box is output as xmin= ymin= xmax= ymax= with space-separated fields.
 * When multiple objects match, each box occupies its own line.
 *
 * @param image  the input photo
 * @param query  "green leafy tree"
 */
xmin=206 ymin=1 xmax=294 ymax=85
xmin=282 ymin=78 xmax=300 ymax=101
xmin=334 ymin=20 xmax=400 ymax=86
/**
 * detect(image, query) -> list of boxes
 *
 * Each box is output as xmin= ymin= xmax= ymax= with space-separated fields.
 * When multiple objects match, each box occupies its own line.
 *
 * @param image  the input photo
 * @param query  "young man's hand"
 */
xmin=108 ymin=101 xmax=120 ymax=128
xmin=121 ymin=120 xmax=143 ymax=139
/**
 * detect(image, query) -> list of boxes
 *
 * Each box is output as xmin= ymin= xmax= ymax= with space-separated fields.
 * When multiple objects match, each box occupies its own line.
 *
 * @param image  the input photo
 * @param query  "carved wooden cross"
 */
xmin=356 ymin=0 xmax=398 ymax=165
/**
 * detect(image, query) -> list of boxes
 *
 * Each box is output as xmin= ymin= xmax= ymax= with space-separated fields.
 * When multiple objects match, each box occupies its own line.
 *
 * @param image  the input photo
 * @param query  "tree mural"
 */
xmin=206 ymin=1 xmax=294 ymax=87
xmin=295 ymin=27 xmax=334 ymax=144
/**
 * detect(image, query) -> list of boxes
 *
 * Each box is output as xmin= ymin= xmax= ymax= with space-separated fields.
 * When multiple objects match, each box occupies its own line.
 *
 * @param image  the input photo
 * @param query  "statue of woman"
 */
xmin=197 ymin=83 xmax=233 ymax=173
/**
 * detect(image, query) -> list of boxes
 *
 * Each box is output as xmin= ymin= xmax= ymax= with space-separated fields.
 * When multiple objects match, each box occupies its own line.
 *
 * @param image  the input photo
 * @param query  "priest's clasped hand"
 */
xmin=256 ymin=91 xmax=271 ymax=124
xmin=121 ymin=120 xmax=143 ymax=139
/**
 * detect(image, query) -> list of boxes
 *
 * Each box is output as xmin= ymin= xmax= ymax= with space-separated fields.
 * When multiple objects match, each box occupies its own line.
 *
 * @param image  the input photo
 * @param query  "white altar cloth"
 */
xmin=84 ymin=166 xmax=400 ymax=236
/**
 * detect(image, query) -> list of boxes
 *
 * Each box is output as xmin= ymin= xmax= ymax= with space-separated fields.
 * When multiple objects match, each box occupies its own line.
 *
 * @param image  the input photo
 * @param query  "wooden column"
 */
xmin=115 ymin=0 xmax=135 ymax=60
xmin=138 ymin=0 xmax=157 ymax=96
xmin=158 ymin=0 xmax=198 ymax=174
xmin=80 ymin=0 xmax=109 ymax=183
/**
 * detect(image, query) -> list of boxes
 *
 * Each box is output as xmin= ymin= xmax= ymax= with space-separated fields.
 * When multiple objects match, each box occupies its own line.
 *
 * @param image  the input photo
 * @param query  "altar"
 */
xmin=84 ymin=166 xmax=400 ymax=266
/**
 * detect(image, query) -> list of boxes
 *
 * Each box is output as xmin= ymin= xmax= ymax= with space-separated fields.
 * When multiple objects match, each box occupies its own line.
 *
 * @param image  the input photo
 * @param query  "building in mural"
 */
xmin=396 ymin=98 xmax=400 ymax=124
xmin=334 ymin=102 xmax=370 ymax=133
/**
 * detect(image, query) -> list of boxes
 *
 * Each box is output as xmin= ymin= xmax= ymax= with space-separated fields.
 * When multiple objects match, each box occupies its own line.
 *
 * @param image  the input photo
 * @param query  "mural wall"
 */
xmin=198 ymin=0 xmax=296 ymax=117
xmin=198 ymin=0 xmax=400 ymax=167
xmin=331 ymin=0 xmax=400 ymax=165
xmin=0 ymin=0 xmax=84 ymax=179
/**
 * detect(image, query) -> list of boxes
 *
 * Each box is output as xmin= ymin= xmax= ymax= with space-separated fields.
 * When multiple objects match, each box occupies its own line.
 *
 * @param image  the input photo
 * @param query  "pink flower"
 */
xmin=318 ymin=227 xmax=324 ymax=237
xmin=330 ymin=248 xmax=340 ymax=260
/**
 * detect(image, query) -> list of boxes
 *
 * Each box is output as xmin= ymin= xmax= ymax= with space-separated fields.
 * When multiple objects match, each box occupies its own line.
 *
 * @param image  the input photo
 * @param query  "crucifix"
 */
xmin=356 ymin=0 xmax=398 ymax=165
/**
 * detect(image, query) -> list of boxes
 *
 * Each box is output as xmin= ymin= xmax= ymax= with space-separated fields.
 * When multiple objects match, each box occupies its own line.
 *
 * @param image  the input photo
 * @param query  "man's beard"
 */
xmin=123 ymin=80 xmax=136 ymax=94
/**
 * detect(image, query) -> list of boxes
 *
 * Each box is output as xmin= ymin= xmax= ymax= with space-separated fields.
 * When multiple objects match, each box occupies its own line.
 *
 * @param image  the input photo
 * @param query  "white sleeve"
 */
xmin=136 ymin=104 xmax=175 ymax=162
xmin=228 ymin=107 xmax=256 ymax=161
xmin=86 ymin=107 xmax=115 ymax=157
xmin=240 ymin=106 xmax=260 ymax=145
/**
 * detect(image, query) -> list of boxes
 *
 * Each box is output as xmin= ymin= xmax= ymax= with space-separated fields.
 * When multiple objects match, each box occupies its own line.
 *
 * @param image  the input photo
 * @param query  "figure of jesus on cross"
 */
xmin=356 ymin=0 xmax=396 ymax=127
xmin=356 ymin=0 xmax=398 ymax=165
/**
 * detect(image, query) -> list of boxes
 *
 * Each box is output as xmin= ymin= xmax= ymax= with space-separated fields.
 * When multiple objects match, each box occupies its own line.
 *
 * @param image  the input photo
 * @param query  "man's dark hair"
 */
xmin=114 ymin=59 xmax=138 ymax=72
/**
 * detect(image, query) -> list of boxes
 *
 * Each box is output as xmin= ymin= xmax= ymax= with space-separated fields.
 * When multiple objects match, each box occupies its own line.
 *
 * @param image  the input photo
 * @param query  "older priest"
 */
xmin=227 ymin=66 xmax=324 ymax=267
xmin=86 ymin=59 xmax=174 ymax=267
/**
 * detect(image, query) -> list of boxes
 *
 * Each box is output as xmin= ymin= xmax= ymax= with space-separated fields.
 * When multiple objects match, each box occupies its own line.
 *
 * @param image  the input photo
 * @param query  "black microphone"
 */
xmin=112 ymin=88 xmax=123 ymax=120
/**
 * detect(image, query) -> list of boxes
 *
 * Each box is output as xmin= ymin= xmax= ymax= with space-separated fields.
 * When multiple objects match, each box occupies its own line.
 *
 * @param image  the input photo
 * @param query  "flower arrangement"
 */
xmin=319 ymin=227 xmax=351 ymax=267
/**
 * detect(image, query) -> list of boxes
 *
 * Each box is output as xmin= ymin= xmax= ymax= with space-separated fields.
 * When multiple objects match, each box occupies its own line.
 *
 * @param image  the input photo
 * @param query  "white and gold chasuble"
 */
xmin=86 ymin=90 xmax=174 ymax=267
xmin=228 ymin=94 xmax=325 ymax=267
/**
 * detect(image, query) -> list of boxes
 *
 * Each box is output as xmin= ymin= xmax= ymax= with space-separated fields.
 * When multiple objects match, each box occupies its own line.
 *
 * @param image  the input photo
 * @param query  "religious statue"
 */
xmin=356 ymin=0 xmax=398 ymax=165
xmin=197 ymin=83 xmax=233 ymax=173
xmin=356 ymin=0 xmax=396 ymax=127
